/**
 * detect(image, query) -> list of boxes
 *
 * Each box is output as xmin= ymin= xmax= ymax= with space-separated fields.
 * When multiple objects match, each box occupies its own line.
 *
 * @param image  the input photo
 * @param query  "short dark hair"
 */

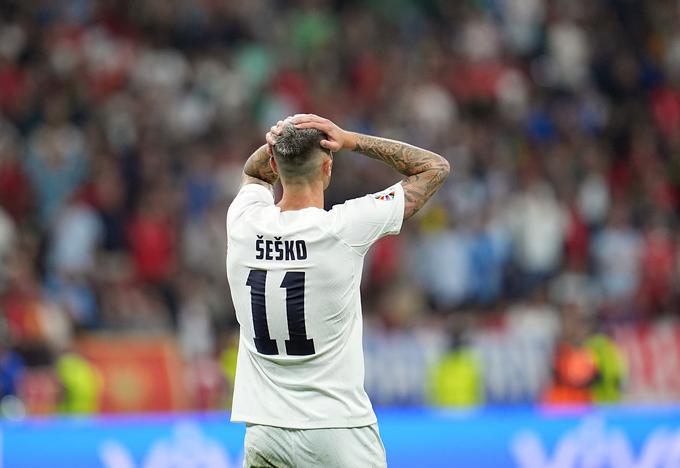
xmin=272 ymin=124 xmax=328 ymax=179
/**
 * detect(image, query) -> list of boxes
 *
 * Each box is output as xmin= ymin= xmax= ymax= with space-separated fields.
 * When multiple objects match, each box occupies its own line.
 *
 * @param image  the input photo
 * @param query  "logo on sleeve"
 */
xmin=374 ymin=189 xmax=396 ymax=201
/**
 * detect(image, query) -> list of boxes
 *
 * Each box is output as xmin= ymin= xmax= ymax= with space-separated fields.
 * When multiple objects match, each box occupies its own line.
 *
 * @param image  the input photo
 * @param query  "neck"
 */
xmin=277 ymin=179 xmax=325 ymax=211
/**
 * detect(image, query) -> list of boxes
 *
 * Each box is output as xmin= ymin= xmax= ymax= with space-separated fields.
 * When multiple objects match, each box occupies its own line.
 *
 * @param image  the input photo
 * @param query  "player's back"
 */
xmin=226 ymin=183 xmax=404 ymax=429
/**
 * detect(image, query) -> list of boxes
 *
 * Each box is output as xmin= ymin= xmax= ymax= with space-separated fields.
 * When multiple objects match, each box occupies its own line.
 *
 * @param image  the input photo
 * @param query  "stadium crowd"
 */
xmin=0 ymin=0 xmax=679 ymax=413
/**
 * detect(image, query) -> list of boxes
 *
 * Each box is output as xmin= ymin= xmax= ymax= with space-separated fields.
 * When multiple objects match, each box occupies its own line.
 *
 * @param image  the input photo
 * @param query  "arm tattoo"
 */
xmin=242 ymin=144 xmax=278 ymax=192
xmin=354 ymin=134 xmax=450 ymax=219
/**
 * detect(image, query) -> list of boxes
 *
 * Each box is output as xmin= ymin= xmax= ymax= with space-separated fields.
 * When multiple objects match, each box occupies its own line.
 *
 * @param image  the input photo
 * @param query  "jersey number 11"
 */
xmin=246 ymin=270 xmax=316 ymax=356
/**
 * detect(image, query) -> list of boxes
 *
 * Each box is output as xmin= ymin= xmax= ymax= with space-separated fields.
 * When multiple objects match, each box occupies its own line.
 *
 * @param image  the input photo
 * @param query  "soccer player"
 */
xmin=226 ymin=114 xmax=450 ymax=467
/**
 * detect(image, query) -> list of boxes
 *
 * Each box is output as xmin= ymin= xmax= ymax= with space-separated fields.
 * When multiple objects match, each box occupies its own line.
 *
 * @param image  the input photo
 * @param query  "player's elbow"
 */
xmin=436 ymin=155 xmax=451 ymax=178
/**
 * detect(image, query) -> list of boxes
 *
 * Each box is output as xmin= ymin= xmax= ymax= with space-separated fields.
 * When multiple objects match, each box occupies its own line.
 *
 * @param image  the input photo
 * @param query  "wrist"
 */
xmin=344 ymin=131 xmax=358 ymax=151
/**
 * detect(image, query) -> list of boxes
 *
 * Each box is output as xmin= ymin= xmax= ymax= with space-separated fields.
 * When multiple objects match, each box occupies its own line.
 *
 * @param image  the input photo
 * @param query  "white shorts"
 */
xmin=243 ymin=423 xmax=387 ymax=468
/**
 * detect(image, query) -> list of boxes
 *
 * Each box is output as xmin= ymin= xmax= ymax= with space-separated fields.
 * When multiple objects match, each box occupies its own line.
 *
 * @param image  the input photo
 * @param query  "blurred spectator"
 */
xmin=48 ymin=198 xmax=103 ymax=277
xmin=182 ymin=203 xmax=228 ymax=284
xmin=45 ymin=197 xmax=102 ymax=329
xmin=2 ymin=250 xmax=72 ymax=362
xmin=218 ymin=331 xmax=239 ymax=410
xmin=542 ymin=305 xmax=627 ymax=405
xmin=127 ymin=189 xmax=178 ymax=325
xmin=55 ymin=350 xmax=102 ymax=414
xmin=46 ymin=275 xmax=99 ymax=330
xmin=508 ymin=178 xmax=566 ymax=292
xmin=184 ymin=148 xmax=218 ymax=221
xmin=177 ymin=275 xmax=216 ymax=360
xmin=91 ymin=157 xmax=128 ymax=252
xmin=364 ymin=235 xmax=403 ymax=292
xmin=128 ymin=191 xmax=176 ymax=284
xmin=0 ymin=122 xmax=32 ymax=219
xmin=576 ymin=144 xmax=610 ymax=227
xmin=428 ymin=325 xmax=483 ymax=407
xmin=542 ymin=306 xmax=598 ymax=405
xmin=410 ymin=207 xmax=471 ymax=310
xmin=0 ymin=337 xmax=24 ymax=400
xmin=23 ymin=99 xmax=87 ymax=225
xmin=586 ymin=333 xmax=627 ymax=403
xmin=0 ymin=205 xmax=15 ymax=292
xmin=592 ymin=205 xmax=642 ymax=310
xmin=637 ymin=215 xmax=677 ymax=316
xmin=467 ymin=210 xmax=511 ymax=305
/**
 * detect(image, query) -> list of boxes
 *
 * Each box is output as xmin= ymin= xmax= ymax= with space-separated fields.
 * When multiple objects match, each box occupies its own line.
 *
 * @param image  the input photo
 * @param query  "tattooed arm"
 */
xmin=353 ymin=134 xmax=450 ymax=219
xmin=241 ymin=144 xmax=278 ymax=195
xmin=292 ymin=114 xmax=450 ymax=219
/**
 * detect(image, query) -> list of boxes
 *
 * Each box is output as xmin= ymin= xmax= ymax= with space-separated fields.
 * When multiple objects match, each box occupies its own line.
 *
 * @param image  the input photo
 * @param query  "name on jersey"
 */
xmin=255 ymin=235 xmax=308 ymax=261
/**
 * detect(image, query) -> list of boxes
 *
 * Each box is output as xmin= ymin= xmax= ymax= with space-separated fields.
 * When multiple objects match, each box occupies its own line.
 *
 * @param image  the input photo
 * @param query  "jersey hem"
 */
xmin=230 ymin=413 xmax=378 ymax=429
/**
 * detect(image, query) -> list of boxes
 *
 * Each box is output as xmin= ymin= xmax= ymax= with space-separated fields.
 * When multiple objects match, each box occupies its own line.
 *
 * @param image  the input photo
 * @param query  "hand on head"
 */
xmin=266 ymin=114 xmax=356 ymax=154
xmin=291 ymin=114 xmax=356 ymax=152
xmin=266 ymin=118 xmax=291 ymax=155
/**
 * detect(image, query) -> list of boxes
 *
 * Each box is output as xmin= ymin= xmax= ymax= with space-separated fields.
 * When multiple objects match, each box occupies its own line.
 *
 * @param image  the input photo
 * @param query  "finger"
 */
xmin=266 ymin=132 xmax=277 ymax=146
xmin=297 ymin=115 xmax=326 ymax=125
xmin=292 ymin=113 xmax=317 ymax=120
xmin=270 ymin=125 xmax=283 ymax=136
xmin=291 ymin=114 xmax=326 ymax=125
xmin=294 ymin=121 xmax=332 ymax=133
xmin=321 ymin=139 xmax=341 ymax=151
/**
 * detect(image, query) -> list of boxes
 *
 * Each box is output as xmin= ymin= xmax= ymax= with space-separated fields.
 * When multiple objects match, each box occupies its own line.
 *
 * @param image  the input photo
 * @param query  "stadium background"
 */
xmin=1 ymin=0 xmax=680 ymax=466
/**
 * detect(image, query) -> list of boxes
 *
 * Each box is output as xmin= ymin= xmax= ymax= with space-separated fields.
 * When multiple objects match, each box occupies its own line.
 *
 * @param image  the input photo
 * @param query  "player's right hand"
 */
xmin=266 ymin=119 xmax=289 ymax=155
xmin=291 ymin=114 xmax=357 ymax=152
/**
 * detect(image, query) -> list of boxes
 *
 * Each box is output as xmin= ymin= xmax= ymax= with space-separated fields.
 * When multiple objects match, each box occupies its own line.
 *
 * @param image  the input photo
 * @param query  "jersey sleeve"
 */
xmin=227 ymin=183 xmax=274 ymax=228
xmin=330 ymin=183 xmax=405 ymax=255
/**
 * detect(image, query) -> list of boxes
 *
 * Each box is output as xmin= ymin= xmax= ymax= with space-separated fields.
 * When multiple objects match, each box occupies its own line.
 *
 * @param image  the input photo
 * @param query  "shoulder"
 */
xmin=227 ymin=184 xmax=275 ymax=226
xmin=327 ymin=183 xmax=405 ymax=252
xmin=330 ymin=183 xmax=404 ymax=220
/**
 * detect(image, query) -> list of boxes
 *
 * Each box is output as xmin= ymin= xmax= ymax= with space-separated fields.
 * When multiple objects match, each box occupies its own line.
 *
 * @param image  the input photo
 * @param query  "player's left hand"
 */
xmin=290 ymin=114 xmax=356 ymax=152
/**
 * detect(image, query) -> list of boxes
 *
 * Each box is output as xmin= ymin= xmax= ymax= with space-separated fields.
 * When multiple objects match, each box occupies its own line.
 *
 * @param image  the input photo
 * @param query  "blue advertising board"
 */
xmin=2 ymin=407 xmax=680 ymax=467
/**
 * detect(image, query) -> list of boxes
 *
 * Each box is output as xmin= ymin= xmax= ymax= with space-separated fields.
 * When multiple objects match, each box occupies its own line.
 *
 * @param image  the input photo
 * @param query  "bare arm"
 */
xmin=242 ymin=119 xmax=298 ymax=193
xmin=291 ymin=114 xmax=450 ymax=219
xmin=241 ymin=144 xmax=278 ymax=195
xmin=352 ymin=134 xmax=450 ymax=219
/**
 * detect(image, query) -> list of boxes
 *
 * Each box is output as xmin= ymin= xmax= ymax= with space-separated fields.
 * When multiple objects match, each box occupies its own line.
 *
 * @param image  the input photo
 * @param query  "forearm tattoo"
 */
xmin=354 ymin=134 xmax=450 ymax=219
xmin=243 ymin=144 xmax=279 ymax=186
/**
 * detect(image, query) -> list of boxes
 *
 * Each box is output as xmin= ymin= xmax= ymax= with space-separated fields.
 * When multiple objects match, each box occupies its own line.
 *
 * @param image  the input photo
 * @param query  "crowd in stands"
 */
xmin=1 ymin=0 xmax=679 ymax=414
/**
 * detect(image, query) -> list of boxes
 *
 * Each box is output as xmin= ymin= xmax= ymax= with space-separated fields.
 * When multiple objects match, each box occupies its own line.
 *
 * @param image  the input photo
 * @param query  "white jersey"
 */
xmin=226 ymin=182 xmax=404 ymax=429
